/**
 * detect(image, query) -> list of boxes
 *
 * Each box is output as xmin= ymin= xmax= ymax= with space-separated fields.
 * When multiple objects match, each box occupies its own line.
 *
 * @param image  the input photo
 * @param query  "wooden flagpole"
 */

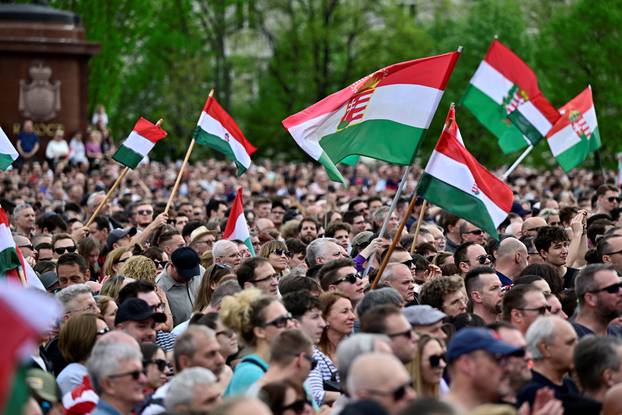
xmin=371 ymin=189 xmax=420 ymax=289
xmin=164 ymin=89 xmax=214 ymax=215
xmin=409 ymin=199 xmax=428 ymax=254
xmin=85 ymin=118 xmax=164 ymax=227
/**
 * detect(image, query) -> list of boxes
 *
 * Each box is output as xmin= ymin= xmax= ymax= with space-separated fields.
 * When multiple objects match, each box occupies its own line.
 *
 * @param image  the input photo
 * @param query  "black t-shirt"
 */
xmin=42 ymin=337 xmax=68 ymax=376
xmin=563 ymin=267 xmax=579 ymax=289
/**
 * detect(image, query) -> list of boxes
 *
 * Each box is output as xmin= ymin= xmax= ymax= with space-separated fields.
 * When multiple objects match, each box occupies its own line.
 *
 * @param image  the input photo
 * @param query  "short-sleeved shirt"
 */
xmin=17 ymin=131 xmax=39 ymax=153
xmin=155 ymin=267 xmax=203 ymax=326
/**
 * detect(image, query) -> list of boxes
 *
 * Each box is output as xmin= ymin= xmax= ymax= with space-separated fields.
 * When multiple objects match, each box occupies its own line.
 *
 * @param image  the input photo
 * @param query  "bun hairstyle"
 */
xmin=220 ymin=288 xmax=275 ymax=347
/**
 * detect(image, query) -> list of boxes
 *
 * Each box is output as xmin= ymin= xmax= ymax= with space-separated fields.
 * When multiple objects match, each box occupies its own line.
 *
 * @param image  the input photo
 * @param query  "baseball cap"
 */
xmin=171 ymin=246 xmax=201 ymax=280
xmin=446 ymin=328 xmax=524 ymax=363
xmin=351 ymin=231 xmax=374 ymax=248
xmin=106 ymin=227 xmax=137 ymax=251
xmin=403 ymin=305 xmax=446 ymax=326
xmin=115 ymin=298 xmax=166 ymax=326
xmin=26 ymin=369 xmax=60 ymax=403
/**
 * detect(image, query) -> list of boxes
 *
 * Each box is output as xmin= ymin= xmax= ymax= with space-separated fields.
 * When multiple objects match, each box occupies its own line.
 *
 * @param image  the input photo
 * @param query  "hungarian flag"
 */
xmin=417 ymin=106 xmax=513 ymax=238
xmin=194 ymin=96 xmax=256 ymax=175
xmin=462 ymin=40 xmax=551 ymax=154
xmin=0 ymin=127 xmax=18 ymax=171
xmin=546 ymin=87 xmax=601 ymax=172
xmin=0 ymin=284 xmax=61 ymax=413
xmin=0 ymin=208 xmax=20 ymax=277
xmin=223 ymin=188 xmax=255 ymax=256
xmin=508 ymin=93 xmax=560 ymax=145
xmin=283 ymin=51 xmax=461 ymax=183
xmin=113 ymin=117 xmax=167 ymax=169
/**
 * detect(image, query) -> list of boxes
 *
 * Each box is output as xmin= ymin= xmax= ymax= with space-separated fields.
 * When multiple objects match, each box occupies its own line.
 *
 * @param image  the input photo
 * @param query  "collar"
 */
xmin=496 ymin=271 xmax=513 ymax=287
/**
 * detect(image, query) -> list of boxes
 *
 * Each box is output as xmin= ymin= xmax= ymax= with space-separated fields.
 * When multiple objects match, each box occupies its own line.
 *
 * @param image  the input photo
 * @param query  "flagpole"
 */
xmin=362 ymin=165 xmax=410 ymax=278
xmin=371 ymin=187 xmax=420 ymax=289
xmin=165 ymin=89 xmax=215 ymax=215
xmin=85 ymin=118 xmax=164 ymax=227
xmin=502 ymin=144 xmax=533 ymax=180
xmin=409 ymin=199 xmax=428 ymax=254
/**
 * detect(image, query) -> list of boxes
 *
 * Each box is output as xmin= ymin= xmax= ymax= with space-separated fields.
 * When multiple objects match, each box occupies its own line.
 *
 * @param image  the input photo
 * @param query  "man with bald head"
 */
xmin=379 ymin=263 xmax=415 ymax=304
xmin=347 ymin=352 xmax=416 ymax=415
xmin=495 ymin=237 xmax=529 ymax=286
xmin=521 ymin=217 xmax=548 ymax=238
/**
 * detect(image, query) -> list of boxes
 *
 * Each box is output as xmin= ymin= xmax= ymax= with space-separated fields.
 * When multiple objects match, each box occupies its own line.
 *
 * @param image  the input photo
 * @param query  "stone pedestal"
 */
xmin=0 ymin=3 xmax=99 ymax=158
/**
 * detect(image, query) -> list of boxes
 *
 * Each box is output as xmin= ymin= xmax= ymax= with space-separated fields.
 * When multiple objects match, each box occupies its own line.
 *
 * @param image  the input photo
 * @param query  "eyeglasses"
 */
xmin=96 ymin=327 xmax=110 ymax=336
xmin=463 ymin=229 xmax=483 ymax=235
xmin=116 ymin=256 xmax=130 ymax=264
xmin=137 ymin=210 xmax=153 ymax=216
xmin=54 ymin=246 xmax=76 ymax=255
xmin=271 ymin=248 xmax=291 ymax=257
xmin=151 ymin=302 xmax=164 ymax=312
xmin=367 ymin=381 xmax=414 ymax=401
xmin=263 ymin=313 xmax=293 ymax=328
xmin=387 ymin=328 xmax=416 ymax=340
xmin=145 ymin=359 xmax=167 ymax=372
xmin=302 ymin=353 xmax=318 ymax=370
xmin=607 ymin=196 xmax=621 ymax=203
xmin=333 ymin=273 xmax=362 ymax=285
xmin=108 ymin=370 xmax=142 ymax=380
xmin=518 ymin=305 xmax=551 ymax=315
xmin=476 ymin=254 xmax=494 ymax=265
xmin=216 ymin=329 xmax=236 ymax=339
xmin=589 ymin=282 xmax=622 ymax=294
xmin=281 ymin=399 xmax=312 ymax=415
xmin=252 ymin=273 xmax=279 ymax=284
xmin=429 ymin=353 xmax=446 ymax=368
xmin=603 ymin=248 xmax=622 ymax=257
xmin=401 ymin=259 xmax=416 ymax=268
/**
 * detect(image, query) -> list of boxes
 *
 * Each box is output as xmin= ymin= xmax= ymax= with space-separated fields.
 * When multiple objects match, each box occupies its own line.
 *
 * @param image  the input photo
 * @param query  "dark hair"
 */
xmin=356 ymin=287 xmax=403 ymax=318
xmin=359 ymin=305 xmax=402 ymax=334
xmin=279 ymin=276 xmax=321 ymax=296
xmin=36 ymin=213 xmax=67 ymax=233
xmin=519 ymin=263 xmax=562 ymax=294
xmin=439 ymin=211 xmax=461 ymax=232
xmin=587 ymin=219 xmax=615 ymax=246
xmin=420 ymin=276 xmax=464 ymax=311
xmin=285 ymin=238 xmax=307 ymax=255
xmin=513 ymin=274 xmax=545 ymax=287
xmin=189 ymin=311 xmax=219 ymax=330
xmin=597 ymin=234 xmax=622 ymax=263
xmin=574 ymin=336 xmax=622 ymax=394
xmin=92 ymin=215 xmax=110 ymax=231
xmin=502 ymin=284 xmax=541 ymax=321
xmin=454 ymin=242 xmax=477 ymax=267
xmin=397 ymin=397 xmax=455 ymax=415
xmin=317 ymin=258 xmax=356 ymax=291
xmin=282 ymin=290 xmax=322 ymax=319
xmin=297 ymin=217 xmax=319 ymax=234
xmin=270 ymin=329 xmax=312 ymax=366
xmin=575 ymin=264 xmax=616 ymax=305
xmin=140 ymin=342 xmax=162 ymax=363
xmin=117 ymin=280 xmax=156 ymax=305
xmin=181 ymin=220 xmax=205 ymax=240
xmin=342 ymin=210 xmax=364 ymax=225
xmin=325 ymin=222 xmax=352 ymax=238
xmin=259 ymin=380 xmax=305 ymax=415
xmin=559 ymin=207 xmax=579 ymax=227
xmin=236 ymin=257 xmax=271 ymax=288
xmin=143 ymin=246 xmax=165 ymax=262
xmin=534 ymin=226 xmax=569 ymax=254
xmin=56 ymin=252 xmax=88 ymax=274
xmin=206 ymin=198 xmax=227 ymax=218
xmin=464 ymin=266 xmax=496 ymax=299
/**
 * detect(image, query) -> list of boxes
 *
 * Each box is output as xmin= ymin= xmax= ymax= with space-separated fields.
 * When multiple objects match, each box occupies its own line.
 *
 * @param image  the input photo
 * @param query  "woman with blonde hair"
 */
xmin=258 ymin=240 xmax=290 ymax=276
xmin=412 ymin=334 xmax=447 ymax=398
xmin=120 ymin=255 xmax=157 ymax=283
xmin=102 ymin=246 xmax=132 ymax=278
xmin=99 ymin=275 xmax=131 ymax=302
xmin=221 ymin=288 xmax=293 ymax=397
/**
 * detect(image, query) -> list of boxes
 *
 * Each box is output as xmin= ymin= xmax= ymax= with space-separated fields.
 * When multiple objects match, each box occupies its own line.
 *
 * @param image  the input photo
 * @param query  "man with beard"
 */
xmin=465 ymin=267 xmax=503 ymax=324
xmin=572 ymin=264 xmax=622 ymax=337
xmin=298 ymin=217 xmax=319 ymax=244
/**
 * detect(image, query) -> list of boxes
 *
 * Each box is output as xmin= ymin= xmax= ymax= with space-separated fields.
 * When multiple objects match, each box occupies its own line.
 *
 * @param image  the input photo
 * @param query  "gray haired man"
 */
xmin=165 ymin=367 xmax=222 ymax=414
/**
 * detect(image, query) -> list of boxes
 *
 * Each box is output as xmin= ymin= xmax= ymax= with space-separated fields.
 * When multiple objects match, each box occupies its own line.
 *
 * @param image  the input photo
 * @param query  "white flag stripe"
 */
xmin=228 ymin=213 xmax=251 ymax=241
xmin=469 ymin=61 xmax=513 ymax=105
xmin=548 ymin=124 xmax=581 ymax=156
xmin=425 ymin=150 xmax=508 ymax=226
xmin=518 ymin=101 xmax=553 ymax=134
xmin=197 ymin=112 xmax=252 ymax=169
xmin=582 ymin=105 xmax=598 ymax=131
xmin=124 ymin=131 xmax=155 ymax=156
xmin=0 ymin=127 xmax=18 ymax=159
xmin=0 ymin=223 xmax=16 ymax=252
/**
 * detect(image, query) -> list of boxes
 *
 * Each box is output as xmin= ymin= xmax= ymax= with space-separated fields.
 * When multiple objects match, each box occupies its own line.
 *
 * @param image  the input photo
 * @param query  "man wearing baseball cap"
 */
xmin=115 ymin=298 xmax=166 ymax=343
xmin=442 ymin=328 xmax=524 ymax=412
xmin=106 ymin=227 xmax=137 ymax=252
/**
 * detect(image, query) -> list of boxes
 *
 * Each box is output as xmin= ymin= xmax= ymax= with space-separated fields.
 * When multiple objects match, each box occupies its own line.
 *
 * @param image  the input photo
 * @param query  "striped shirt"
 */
xmin=304 ymin=346 xmax=339 ymax=405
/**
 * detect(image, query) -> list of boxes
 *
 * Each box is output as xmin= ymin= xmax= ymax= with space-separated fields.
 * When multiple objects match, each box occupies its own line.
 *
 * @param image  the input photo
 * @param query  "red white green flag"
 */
xmin=462 ymin=40 xmax=552 ymax=154
xmin=508 ymin=93 xmax=560 ymax=144
xmin=0 ymin=207 xmax=20 ymax=277
xmin=283 ymin=51 xmax=461 ymax=183
xmin=194 ymin=96 xmax=256 ymax=176
xmin=0 ymin=127 xmax=18 ymax=171
xmin=113 ymin=117 xmax=167 ymax=169
xmin=417 ymin=107 xmax=513 ymax=238
xmin=546 ymin=86 xmax=601 ymax=172
xmin=223 ymin=188 xmax=255 ymax=256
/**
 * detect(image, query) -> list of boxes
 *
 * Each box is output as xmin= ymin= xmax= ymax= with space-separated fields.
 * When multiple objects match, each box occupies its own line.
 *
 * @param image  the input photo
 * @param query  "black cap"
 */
xmin=171 ymin=247 xmax=201 ymax=280
xmin=115 ymin=298 xmax=166 ymax=326
xmin=106 ymin=227 xmax=137 ymax=251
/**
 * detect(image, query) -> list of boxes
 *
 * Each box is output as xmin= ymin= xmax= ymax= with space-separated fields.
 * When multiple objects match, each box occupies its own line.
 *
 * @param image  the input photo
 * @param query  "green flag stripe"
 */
xmin=193 ymin=127 xmax=247 ymax=176
xmin=0 ymin=153 xmax=16 ymax=171
xmin=113 ymin=145 xmax=144 ymax=169
xmin=319 ymin=119 xmax=425 ymax=166
xmin=0 ymin=247 xmax=20 ymax=274
xmin=507 ymin=110 xmax=544 ymax=146
xmin=554 ymin=128 xmax=601 ymax=172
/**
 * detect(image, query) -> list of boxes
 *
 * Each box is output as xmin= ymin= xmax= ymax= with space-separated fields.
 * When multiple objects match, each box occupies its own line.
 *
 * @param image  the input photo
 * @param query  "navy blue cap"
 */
xmin=446 ymin=328 xmax=524 ymax=363
xmin=171 ymin=246 xmax=201 ymax=280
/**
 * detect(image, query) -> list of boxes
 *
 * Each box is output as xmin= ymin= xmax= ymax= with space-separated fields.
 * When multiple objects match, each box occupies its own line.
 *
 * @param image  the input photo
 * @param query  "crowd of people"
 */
xmin=5 ymin=116 xmax=622 ymax=415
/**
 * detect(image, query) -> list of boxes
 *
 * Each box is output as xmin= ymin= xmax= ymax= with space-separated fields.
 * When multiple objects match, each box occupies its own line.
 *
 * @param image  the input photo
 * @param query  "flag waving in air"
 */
xmin=113 ymin=117 xmax=167 ymax=169
xmin=223 ymin=188 xmax=255 ymax=256
xmin=0 ymin=127 xmax=19 ymax=171
xmin=462 ymin=39 xmax=554 ymax=154
xmin=194 ymin=96 xmax=256 ymax=176
xmin=0 ymin=207 xmax=22 ymax=285
xmin=417 ymin=106 xmax=513 ymax=238
xmin=546 ymin=86 xmax=601 ymax=172
xmin=283 ymin=50 xmax=461 ymax=183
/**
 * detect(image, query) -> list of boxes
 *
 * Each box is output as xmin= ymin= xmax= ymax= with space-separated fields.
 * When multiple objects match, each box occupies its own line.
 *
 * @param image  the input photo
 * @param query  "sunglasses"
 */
xmin=603 ymin=248 xmax=622 ymax=257
xmin=590 ymin=282 xmax=622 ymax=294
xmin=476 ymin=254 xmax=494 ymax=265
xmin=154 ymin=260 xmax=168 ymax=268
xmin=518 ymin=305 xmax=551 ymax=315
xmin=252 ymin=273 xmax=279 ymax=284
xmin=96 ymin=327 xmax=110 ymax=336
xmin=388 ymin=328 xmax=416 ymax=340
xmin=401 ymin=259 xmax=416 ymax=268
xmin=607 ymin=197 xmax=621 ymax=203
xmin=137 ymin=210 xmax=153 ymax=216
xmin=429 ymin=353 xmax=446 ymax=368
xmin=271 ymin=248 xmax=291 ymax=257
xmin=54 ymin=246 xmax=76 ymax=255
xmin=281 ymin=399 xmax=312 ymax=415
xmin=19 ymin=244 xmax=33 ymax=250
xmin=369 ymin=381 xmax=414 ymax=401
xmin=463 ymin=229 xmax=483 ymax=235
xmin=333 ymin=273 xmax=362 ymax=285
xmin=145 ymin=358 xmax=168 ymax=372
xmin=264 ymin=313 xmax=293 ymax=328
xmin=108 ymin=369 xmax=142 ymax=380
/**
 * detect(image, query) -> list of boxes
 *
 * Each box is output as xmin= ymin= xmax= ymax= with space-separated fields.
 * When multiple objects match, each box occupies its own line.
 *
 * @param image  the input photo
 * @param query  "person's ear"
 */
xmin=244 ymin=281 xmax=254 ymax=290
xmin=510 ymin=308 xmax=523 ymax=325
xmin=328 ymin=285 xmax=337 ymax=293
xmin=459 ymin=261 xmax=469 ymax=274
xmin=84 ymin=269 xmax=91 ymax=282
xmin=253 ymin=325 xmax=266 ymax=341
xmin=471 ymin=290 xmax=482 ymax=303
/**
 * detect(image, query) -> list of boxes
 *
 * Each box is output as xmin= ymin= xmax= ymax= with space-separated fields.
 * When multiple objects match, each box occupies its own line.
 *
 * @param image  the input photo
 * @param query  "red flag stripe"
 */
xmin=484 ymin=40 xmax=540 ymax=98
xmin=223 ymin=188 xmax=245 ymax=239
xmin=546 ymin=87 xmax=594 ymax=137
xmin=133 ymin=117 xmax=167 ymax=143
xmin=203 ymin=97 xmax=257 ymax=156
